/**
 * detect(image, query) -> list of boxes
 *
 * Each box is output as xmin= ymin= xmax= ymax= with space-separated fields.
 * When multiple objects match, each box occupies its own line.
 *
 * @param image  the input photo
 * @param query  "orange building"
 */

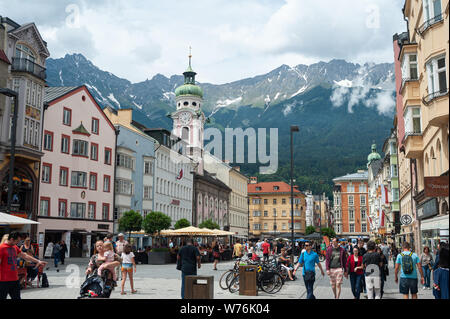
xmin=332 ymin=170 xmax=370 ymax=240
xmin=248 ymin=177 xmax=306 ymax=240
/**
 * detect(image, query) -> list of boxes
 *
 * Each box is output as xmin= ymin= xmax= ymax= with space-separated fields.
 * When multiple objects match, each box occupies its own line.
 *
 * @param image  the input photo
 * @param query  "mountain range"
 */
xmin=46 ymin=53 xmax=396 ymax=197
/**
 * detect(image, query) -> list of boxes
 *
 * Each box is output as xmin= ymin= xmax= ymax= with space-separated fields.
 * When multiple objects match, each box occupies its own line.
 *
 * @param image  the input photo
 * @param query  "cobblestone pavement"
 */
xmin=19 ymin=258 xmax=435 ymax=299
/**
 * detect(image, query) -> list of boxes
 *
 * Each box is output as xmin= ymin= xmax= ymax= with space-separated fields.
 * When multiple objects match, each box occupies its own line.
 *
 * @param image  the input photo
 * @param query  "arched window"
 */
xmin=430 ymin=147 xmax=436 ymax=176
xmin=425 ymin=154 xmax=430 ymax=176
xmin=436 ymin=139 xmax=442 ymax=174
xmin=15 ymin=44 xmax=36 ymax=62
xmin=182 ymin=127 xmax=189 ymax=141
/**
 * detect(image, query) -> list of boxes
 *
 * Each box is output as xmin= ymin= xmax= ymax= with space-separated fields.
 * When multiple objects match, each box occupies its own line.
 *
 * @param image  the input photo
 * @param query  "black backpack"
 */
xmin=41 ymin=273 xmax=49 ymax=288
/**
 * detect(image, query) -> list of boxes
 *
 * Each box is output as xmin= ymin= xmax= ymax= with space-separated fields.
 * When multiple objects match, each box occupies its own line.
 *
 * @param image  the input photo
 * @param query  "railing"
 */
xmin=402 ymin=131 xmax=422 ymax=144
xmin=416 ymin=13 xmax=443 ymax=37
xmin=399 ymin=77 xmax=419 ymax=95
xmin=11 ymin=57 xmax=46 ymax=80
xmin=422 ymin=89 xmax=449 ymax=105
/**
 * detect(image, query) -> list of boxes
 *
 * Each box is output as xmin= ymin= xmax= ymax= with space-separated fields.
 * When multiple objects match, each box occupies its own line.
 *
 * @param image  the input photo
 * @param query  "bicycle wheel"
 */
xmin=226 ymin=271 xmax=238 ymax=289
xmin=219 ymin=270 xmax=233 ymax=290
xmin=228 ymin=274 xmax=240 ymax=293
xmin=262 ymin=273 xmax=284 ymax=294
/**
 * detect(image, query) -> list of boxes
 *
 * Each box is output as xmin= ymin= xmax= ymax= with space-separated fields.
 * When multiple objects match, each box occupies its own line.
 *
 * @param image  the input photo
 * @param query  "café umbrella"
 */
xmin=160 ymin=226 xmax=215 ymax=236
xmin=0 ymin=212 xmax=40 ymax=226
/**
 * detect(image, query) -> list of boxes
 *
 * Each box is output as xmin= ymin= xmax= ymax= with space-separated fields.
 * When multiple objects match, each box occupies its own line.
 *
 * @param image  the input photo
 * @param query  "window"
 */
xmin=252 ymin=199 xmax=261 ymax=204
xmin=392 ymin=189 xmax=400 ymax=202
xmin=282 ymin=223 xmax=286 ymax=230
xmin=61 ymin=135 xmax=70 ymax=154
xmin=294 ymin=223 xmax=301 ymax=230
xmin=359 ymin=184 xmax=367 ymax=193
xmin=88 ymin=202 xmax=96 ymax=219
xmin=42 ymin=163 xmax=52 ymax=183
xmin=255 ymin=187 xmax=262 ymax=191
xmin=264 ymin=199 xmax=268 ymax=204
xmin=294 ymin=210 xmax=301 ymax=217
xmin=264 ymin=223 xmax=268 ymax=230
xmin=391 ymin=164 xmax=398 ymax=178
xmin=63 ymin=108 xmax=71 ymax=126
xmin=144 ymin=186 xmax=153 ymax=200
xmin=423 ymin=0 xmax=442 ymax=24
xmin=43 ymin=131 xmax=53 ymax=151
xmin=273 ymin=186 xmax=279 ymax=190
xmin=273 ymin=199 xmax=277 ymax=204
xmin=91 ymin=118 xmax=99 ymax=134
xmin=90 ymin=143 xmax=98 ymax=161
xmin=144 ymin=161 xmax=153 ymax=175
xmin=71 ymin=171 xmax=87 ymax=188
xmin=40 ymin=198 xmax=50 ymax=216
xmin=253 ymin=224 xmax=261 ymax=230
xmin=282 ymin=210 xmax=287 ymax=217
xmin=361 ymin=224 xmax=367 ymax=232
xmin=117 ymin=153 xmax=134 ymax=170
xmin=105 ymin=148 xmax=112 ymax=165
xmin=348 ymin=195 xmax=354 ymax=206
xmin=73 ymin=139 xmax=88 ymax=157
xmin=264 ymin=211 xmax=268 ymax=217
xmin=349 ymin=224 xmax=355 ymax=232
xmin=89 ymin=172 xmax=97 ymax=190
xmin=23 ymin=118 xmax=28 ymax=144
xmin=115 ymin=179 xmax=133 ymax=195
xmin=59 ymin=167 xmax=68 ymax=186
xmin=360 ymin=195 xmax=366 ymax=206
xmin=273 ymin=209 xmax=277 ymax=217
xmin=58 ymin=199 xmax=67 ymax=218
xmin=70 ymin=202 xmax=85 ymax=218
xmin=102 ymin=203 xmax=110 ymax=220
xmin=349 ymin=209 xmax=354 ymax=221
xmin=426 ymin=56 xmax=447 ymax=98
xmin=253 ymin=211 xmax=261 ymax=217
xmin=282 ymin=198 xmax=286 ymax=205
xmin=347 ymin=184 xmax=355 ymax=192
xmin=401 ymin=54 xmax=418 ymax=82
xmin=34 ymin=123 xmax=39 ymax=147
xmin=103 ymin=175 xmax=111 ymax=192
xmin=404 ymin=106 xmax=422 ymax=135
xmin=361 ymin=209 xmax=366 ymax=220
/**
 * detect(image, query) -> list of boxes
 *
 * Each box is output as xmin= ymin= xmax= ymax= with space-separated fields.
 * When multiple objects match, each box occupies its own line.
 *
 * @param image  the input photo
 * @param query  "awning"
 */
xmin=0 ymin=212 xmax=40 ymax=226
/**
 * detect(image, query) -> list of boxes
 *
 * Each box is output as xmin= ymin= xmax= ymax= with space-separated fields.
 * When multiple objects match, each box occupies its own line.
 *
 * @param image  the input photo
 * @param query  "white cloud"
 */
xmin=2 ymin=0 xmax=405 ymax=84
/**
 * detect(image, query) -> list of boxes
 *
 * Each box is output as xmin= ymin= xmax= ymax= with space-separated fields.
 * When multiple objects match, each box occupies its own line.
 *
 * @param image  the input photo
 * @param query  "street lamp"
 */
xmin=290 ymin=125 xmax=299 ymax=250
xmin=0 ymin=88 xmax=19 ymax=216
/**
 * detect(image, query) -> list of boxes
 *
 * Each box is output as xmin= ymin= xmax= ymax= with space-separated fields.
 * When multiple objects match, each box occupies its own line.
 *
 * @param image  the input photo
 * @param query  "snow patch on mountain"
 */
xmin=163 ymin=92 xmax=175 ymax=100
xmin=107 ymin=93 xmax=120 ymax=108
xmin=132 ymin=101 xmax=142 ymax=109
xmin=333 ymin=79 xmax=353 ymax=87
xmin=216 ymin=96 xmax=242 ymax=108
xmin=291 ymin=85 xmax=308 ymax=98
xmin=274 ymin=92 xmax=281 ymax=100
xmin=85 ymin=83 xmax=107 ymax=102
xmin=59 ymin=70 xmax=64 ymax=85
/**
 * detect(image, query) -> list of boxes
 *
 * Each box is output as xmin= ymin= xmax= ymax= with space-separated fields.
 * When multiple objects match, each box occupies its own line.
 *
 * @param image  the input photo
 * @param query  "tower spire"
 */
xmin=189 ymin=46 xmax=192 ymax=68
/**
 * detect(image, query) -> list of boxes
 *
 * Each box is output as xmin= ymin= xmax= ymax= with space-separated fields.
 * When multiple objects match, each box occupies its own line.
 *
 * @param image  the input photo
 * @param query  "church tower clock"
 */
xmin=172 ymin=50 xmax=206 ymax=174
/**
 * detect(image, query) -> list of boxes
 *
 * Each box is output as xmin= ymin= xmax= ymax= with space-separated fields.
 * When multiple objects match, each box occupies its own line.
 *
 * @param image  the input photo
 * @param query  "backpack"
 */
xmin=41 ymin=273 xmax=49 ymax=288
xmin=401 ymin=252 xmax=414 ymax=275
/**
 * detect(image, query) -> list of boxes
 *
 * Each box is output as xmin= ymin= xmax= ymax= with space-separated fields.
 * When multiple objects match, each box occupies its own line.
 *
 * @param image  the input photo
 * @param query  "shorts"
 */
xmin=399 ymin=277 xmax=418 ymax=295
xmin=121 ymin=263 xmax=133 ymax=273
xmin=328 ymin=268 xmax=344 ymax=286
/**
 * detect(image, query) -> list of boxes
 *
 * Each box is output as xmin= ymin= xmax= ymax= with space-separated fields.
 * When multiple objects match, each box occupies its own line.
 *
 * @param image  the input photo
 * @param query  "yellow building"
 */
xmin=397 ymin=0 xmax=449 ymax=251
xmin=248 ymin=177 xmax=306 ymax=239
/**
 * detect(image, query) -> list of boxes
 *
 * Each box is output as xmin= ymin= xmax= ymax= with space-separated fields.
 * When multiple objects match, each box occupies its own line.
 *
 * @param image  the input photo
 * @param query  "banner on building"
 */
xmin=424 ymin=177 xmax=449 ymax=197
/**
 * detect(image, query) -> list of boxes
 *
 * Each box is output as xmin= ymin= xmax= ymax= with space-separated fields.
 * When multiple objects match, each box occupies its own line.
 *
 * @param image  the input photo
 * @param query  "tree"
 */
xmin=174 ymin=218 xmax=190 ymax=229
xmin=199 ymin=219 xmax=220 ymax=230
xmin=320 ymin=227 xmax=336 ymax=239
xmin=118 ymin=210 xmax=143 ymax=242
xmin=143 ymin=211 xmax=172 ymax=236
xmin=305 ymin=226 xmax=316 ymax=235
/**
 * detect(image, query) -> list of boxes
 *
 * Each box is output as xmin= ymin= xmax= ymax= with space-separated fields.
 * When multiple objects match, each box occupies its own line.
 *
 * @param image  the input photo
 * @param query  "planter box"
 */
xmin=147 ymin=251 xmax=172 ymax=264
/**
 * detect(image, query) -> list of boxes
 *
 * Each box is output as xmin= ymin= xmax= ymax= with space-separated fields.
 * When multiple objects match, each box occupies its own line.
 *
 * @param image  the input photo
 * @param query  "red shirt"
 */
xmin=262 ymin=242 xmax=270 ymax=254
xmin=0 ymin=243 xmax=21 ymax=282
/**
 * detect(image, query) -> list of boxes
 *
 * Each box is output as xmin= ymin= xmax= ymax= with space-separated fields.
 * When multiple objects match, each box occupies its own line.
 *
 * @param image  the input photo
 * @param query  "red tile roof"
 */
xmin=0 ymin=50 xmax=11 ymax=64
xmin=248 ymin=181 xmax=302 ymax=194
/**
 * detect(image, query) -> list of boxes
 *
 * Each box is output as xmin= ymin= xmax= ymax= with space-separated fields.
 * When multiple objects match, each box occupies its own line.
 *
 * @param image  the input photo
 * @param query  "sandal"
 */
xmin=131 ymin=290 xmax=137 ymax=294
xmin=120 ymin=292 xmax=126 ymax=295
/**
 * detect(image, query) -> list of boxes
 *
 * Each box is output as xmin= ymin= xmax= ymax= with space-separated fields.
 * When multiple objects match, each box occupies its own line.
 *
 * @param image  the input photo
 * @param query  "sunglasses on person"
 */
xmin=305 ymin=244 xmax=310 ymax=247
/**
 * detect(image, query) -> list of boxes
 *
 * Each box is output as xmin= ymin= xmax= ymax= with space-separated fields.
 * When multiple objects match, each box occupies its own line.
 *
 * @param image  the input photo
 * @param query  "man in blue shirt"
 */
xmin=293 ymin=241 xmax=325 ymax=299
xmin=395 ymin=241 xmax=425 ymax=299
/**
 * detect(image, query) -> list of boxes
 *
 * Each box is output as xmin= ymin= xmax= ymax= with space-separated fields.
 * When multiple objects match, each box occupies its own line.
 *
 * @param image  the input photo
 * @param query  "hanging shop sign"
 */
xmin=417 ymin=198 xmax=439 ymax=220
xmin=400 ymin=214 xmax=413 ymax=226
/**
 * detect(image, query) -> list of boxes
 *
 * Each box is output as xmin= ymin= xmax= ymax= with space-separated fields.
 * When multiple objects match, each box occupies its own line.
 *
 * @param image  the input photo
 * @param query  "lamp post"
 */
xmin=0 ymin=88 xmax=18 ymax=216
xmin=290 ymin=125 xmax=299 ymax=249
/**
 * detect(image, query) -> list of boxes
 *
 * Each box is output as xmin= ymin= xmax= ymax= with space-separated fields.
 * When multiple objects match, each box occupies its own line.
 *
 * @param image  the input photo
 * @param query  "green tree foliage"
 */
xmin=143 ymin=211 xmax=172 ymax=235
xmin=305 ymin=226 xmax=316 ymax=235
xmin=320 ymin=227 xmax=336 ymax=239
xmin=174 ymin=218 xmax=191 ymax=229
xmin=199 ymin=219 xmax=220 ymax=230
xmin=118 ymin=210 xmax=143 ymax=240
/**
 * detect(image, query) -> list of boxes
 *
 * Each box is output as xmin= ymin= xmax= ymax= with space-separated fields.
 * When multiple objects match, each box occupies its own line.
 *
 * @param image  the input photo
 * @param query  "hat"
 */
xmin=118 ymin=233 xmax=124 ymax=237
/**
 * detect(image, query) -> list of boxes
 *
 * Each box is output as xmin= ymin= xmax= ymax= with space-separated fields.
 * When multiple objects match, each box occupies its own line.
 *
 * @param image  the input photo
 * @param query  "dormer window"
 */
xmin=256 ymin=187 xmax=262 ymax=191
xmin=273 ymin=186 xmax=279 ymax=190
xmin=183 ymin=101 xmax=189 ymax=106
xmin=192 ymin=102 xmax=197 ymax=106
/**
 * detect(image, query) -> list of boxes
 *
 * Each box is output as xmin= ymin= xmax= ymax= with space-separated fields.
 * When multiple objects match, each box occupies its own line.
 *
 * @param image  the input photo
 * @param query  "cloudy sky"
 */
xmin=1 ymin=0 xmax=405 ymax=84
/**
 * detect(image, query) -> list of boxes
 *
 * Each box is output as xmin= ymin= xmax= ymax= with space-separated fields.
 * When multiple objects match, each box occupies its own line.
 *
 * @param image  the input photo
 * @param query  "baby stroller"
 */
xmin=78 ymin=269 xmax=115 ymax=299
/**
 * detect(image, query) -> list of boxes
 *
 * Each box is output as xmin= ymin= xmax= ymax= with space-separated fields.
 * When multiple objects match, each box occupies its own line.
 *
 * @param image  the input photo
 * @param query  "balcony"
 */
xmin=11 ymin=57 xmax=46 ymax=80
xmin=403 ymin=132 xmax=423 ymax=158
xmin=423 ymin=90 xmax=449 ymax=127
xmin=401 ymin=79 xmax=420 ymax=110
xmin=416 ymin=14 xmax=444 ymax=38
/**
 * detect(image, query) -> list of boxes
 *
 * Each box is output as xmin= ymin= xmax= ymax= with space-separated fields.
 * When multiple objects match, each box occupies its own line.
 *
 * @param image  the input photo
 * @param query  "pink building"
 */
xmin=38 ymin=86 xmax=116 ymax=259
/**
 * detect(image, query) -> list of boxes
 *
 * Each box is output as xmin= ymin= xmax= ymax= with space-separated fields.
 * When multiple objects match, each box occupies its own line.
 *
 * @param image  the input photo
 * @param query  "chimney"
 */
xmin=250 ymin=176 xmax=257 ymax=184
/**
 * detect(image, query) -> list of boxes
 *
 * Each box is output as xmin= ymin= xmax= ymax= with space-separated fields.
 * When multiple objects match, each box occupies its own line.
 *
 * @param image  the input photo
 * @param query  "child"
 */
xmin=97 ymin=242 xmax=118 ymax=281
xmin=121 ymin=244 xmax=137 ymax=295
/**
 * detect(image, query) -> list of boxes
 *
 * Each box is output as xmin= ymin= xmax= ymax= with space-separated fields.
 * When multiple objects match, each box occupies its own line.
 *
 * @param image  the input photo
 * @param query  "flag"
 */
xmin=381 ymin=185 xmax=388 ymax=204
xmin=367 ymin=215 xmax=373 ymax=228
xmin=379 ymin=207 xmax=385 ymax=228
xmin=176 ymin=169 xmax=183 ymax=180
